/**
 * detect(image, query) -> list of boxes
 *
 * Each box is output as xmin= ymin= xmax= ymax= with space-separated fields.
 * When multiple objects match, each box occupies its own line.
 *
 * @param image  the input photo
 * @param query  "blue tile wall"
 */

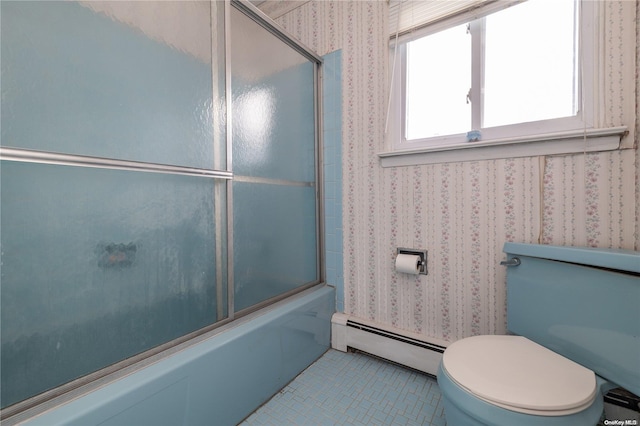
xmin=322 ymin=50 xmax=344 ymax=313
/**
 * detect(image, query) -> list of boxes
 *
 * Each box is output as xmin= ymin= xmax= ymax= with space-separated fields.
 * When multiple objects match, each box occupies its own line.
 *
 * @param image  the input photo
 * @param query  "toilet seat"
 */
xmin=442 ymin=335 xmax=597 ymax=416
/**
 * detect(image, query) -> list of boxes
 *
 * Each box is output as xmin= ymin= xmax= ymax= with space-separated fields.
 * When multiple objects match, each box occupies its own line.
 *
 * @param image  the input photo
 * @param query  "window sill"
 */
xmin=378 ymin=126 xmax=628 ymax=167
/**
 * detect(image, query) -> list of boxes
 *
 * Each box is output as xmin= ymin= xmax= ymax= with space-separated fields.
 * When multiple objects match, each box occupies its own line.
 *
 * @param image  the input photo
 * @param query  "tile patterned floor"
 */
xmin=240 ymin=349 xmax=446 ymax=426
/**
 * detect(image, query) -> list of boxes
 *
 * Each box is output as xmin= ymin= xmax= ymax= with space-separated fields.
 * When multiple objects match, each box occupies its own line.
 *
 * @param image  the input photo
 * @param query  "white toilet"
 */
xmin=438 ymin=243 xmax=640 ymax=426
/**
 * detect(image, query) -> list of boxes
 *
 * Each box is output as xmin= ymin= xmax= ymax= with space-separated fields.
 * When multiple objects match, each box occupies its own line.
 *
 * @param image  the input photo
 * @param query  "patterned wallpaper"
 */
xmin=276 ymin=1 xmax=639 ymax=343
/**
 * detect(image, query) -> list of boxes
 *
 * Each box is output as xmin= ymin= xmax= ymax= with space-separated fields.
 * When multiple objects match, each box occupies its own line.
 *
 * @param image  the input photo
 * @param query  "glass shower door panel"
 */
xmin=0 ymin=162 xmax=226 ymax=408
xmin=230 ymin=6 xmax=319 ymax=312
xmin=230 ymin=7 xmax=316 ymax=183
xmin=0 ymin=1 xmax=225 ymax=170
xmin=233 ymin=182 xmax=318 ymax=312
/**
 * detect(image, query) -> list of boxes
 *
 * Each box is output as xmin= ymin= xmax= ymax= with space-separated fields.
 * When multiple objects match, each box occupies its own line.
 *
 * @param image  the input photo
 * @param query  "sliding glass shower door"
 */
xmin=230 ymin=6 xmax=321 ymax=312
xmin=1 ymin=0 xmax=322 ymax=417
xmin=1 ymin=1 xmax=229 ymax=412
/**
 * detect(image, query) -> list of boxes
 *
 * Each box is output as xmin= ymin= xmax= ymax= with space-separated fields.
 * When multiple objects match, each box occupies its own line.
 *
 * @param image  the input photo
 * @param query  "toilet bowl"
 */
xmin=438 ymin=243 xmax=640 ymax=426
xmin=437 ymin=361 xmax=608 ymax=426
xmin=438 ymin=335 xmax=609 ymax=426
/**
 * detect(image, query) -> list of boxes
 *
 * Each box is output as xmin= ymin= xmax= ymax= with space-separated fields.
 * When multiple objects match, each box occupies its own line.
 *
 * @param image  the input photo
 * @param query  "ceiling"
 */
xmin=249 ymin=1 xmax=312 ymax=20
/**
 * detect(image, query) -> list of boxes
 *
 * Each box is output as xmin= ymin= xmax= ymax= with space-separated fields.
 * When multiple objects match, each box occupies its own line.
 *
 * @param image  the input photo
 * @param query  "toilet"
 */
xmin=438 ymin=243 xmax=640 ymax=426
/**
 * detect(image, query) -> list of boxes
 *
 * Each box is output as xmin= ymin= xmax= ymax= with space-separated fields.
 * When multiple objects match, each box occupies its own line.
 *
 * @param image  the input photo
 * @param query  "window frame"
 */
xmin=381 ymin=0 xmax=627 ymax=167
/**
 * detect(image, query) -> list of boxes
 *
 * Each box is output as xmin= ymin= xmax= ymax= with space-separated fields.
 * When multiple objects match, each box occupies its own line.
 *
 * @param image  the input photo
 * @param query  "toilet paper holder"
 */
xmin=397 ymin=247 xmax=428 ymax=275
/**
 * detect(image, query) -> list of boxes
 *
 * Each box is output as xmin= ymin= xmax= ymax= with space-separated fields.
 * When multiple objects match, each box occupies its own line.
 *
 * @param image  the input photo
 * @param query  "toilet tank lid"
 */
xmin=503 ymin=243 xmax=640 ymax=274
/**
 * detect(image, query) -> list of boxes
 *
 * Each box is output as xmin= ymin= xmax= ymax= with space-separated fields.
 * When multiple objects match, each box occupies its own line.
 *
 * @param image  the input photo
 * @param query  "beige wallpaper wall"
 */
xmin=276 ymin=0 xmax=639 ymax=343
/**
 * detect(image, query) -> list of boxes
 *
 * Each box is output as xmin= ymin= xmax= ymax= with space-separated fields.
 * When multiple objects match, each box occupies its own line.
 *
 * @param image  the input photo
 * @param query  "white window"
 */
xmin=382 ymin=0 xmax=626 ymax=166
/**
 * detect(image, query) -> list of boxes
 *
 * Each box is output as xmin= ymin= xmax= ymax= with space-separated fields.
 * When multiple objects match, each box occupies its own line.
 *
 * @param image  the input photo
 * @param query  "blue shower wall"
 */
xmin=322 ymin=50 xmax=344 ymax=313
xmin=21 ymin=286 xmax=334 ymax=426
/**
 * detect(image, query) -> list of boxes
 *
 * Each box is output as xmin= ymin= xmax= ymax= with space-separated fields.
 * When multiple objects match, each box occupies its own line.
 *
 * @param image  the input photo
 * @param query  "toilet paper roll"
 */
xmin=395 ymin=254 xmax=422 ymax=275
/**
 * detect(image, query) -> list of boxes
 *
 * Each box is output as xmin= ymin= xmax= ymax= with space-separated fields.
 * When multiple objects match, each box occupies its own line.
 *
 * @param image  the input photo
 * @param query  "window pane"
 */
xmin=1 ymin=162 xmax=226 ymax=408
xmin=484 ymin=0 xmax=578 ymax=128
xmin=405 ymin=23 xmax=471 ymax=140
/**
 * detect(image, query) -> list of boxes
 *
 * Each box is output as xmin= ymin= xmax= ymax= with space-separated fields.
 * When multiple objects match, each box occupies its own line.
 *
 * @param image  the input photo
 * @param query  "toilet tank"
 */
xmin=504 ymin=243 xmax=640 ymax=397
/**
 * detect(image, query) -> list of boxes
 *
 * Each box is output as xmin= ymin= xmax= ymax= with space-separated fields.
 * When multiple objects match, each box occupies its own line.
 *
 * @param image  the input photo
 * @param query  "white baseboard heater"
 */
xmin=331 ymin=313 xmax=447 ymax=377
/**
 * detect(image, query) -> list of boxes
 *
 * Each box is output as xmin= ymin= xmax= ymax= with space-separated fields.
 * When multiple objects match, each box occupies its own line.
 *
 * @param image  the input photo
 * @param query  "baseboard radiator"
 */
xmin=331 ymin=313 xmax=446 ymax=377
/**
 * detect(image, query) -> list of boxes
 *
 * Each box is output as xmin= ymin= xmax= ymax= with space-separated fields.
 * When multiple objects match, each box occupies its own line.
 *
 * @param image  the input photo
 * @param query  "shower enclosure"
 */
xmin=0 ymin=0 xmax=323 ymax=419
